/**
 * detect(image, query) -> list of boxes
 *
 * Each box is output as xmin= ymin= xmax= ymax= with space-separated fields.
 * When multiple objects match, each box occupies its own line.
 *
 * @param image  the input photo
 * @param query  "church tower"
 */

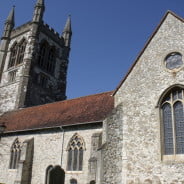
xmin=0 ymin=0 xmax=72 ymax=114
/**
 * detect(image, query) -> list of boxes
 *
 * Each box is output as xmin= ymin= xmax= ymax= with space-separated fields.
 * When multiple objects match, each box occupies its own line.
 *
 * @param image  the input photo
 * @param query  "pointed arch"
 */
xmin=38 ymin=40 xmax=56 ymax=74
xmin=9 ymin=41 xmax=18 ymax=68
xmin=157 ymin=84 xmax=184 ymax=107
xmin=9 ymin=138 xmax=21 ymax=169
xmin=67 ymin=133 xmax=85 ymax=171
xmin=8 ymin=38 xmax=27 ymax=68
xmin=160 ymin=86 xmax=184 ymax=155
xmin=17 ymin=38 xmax=27 ymax=65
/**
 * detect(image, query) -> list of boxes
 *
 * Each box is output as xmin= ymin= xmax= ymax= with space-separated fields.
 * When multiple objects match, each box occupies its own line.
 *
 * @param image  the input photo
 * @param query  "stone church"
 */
xmin=0 ymin=0 xmax=184 ymax=184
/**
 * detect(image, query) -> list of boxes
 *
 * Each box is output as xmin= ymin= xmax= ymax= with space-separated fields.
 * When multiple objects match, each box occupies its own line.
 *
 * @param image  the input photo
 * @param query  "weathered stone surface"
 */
xmin=0 ymin=126 xmax=102 ymax=184
xmin=109 ymin=13 xmax=184 ymax=183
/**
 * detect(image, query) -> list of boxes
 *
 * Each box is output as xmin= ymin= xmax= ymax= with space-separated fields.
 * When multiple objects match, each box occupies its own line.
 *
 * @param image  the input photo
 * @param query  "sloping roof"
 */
xmin=113 ymin=11 xmax=184 ymax=96
xmin=0 ymin=91 xmax=114 ymax=133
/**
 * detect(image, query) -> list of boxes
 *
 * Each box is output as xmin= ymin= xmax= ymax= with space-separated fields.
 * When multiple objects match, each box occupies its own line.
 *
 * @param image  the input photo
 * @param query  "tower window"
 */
xmin=38 ymin=41 xmax=56 ymax=74
xmin=67 ymin=133 xmax=85 ymax=171
xmin=161 ymin=87 xmax=184 ymax=155
xmin=8 ymin=39 xmax=27 ymax=68
xmin=9 ymin=138 xmax=21 ymax=169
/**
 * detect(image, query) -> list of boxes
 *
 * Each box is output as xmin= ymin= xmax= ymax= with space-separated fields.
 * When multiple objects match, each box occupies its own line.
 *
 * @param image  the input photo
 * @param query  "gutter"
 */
xmin=3 ymin=120 xmax=103 ymax=135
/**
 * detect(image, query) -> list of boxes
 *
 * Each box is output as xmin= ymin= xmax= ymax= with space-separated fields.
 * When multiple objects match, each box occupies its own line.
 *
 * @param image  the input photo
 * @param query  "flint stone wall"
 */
xmin=114 ymin=13 xmax=184 ymax=183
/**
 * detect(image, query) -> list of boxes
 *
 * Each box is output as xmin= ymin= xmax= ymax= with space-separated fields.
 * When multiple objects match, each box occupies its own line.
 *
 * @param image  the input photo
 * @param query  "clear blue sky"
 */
xmin=0 ymin=0 xmax=184 ymax=99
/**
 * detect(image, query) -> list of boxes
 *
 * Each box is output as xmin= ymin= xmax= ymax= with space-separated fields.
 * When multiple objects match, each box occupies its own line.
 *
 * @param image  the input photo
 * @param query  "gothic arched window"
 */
xmin=9 ymin=42 xmax=18 ymax=68
xmin=70 ymin=178 xmax=77 ymax=184
xmin=9 ymin=138 xmax=21 ymax=169
xmin=17 ymin=39 xmax=27 ymax=65
xmin=8 ymin=39 xmax=27 ymax=68
xmin=67 ymin=133 xmax=85 ymax=171
xmin=38 ymin=42 xmax=48 ymax=68
xmin=38 ymin=41 xmax=56 ymax=74
xmin=161 ymin=87 xmax=184 ymax=155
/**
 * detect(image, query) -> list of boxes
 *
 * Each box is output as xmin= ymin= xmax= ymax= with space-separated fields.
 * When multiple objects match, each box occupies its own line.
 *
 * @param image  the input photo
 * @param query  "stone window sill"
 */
xmin=65 ymin=171 xmax=83 ymax=174
xmin=162 ymin=154 xmax=184 ymax=162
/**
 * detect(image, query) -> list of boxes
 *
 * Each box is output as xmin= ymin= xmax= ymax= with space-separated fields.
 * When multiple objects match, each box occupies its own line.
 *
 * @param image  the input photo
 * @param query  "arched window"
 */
xmin=38 ymin=41 xmax=56 ymax=74
xmin=45 ymin=165 xmax=65 ymax=184
xmin=161 ymin=87 xmax=184 ymax=155
xmin=9 ymin=138 xmax=21 ymax=169
xmin=47 ymin=48 xmax=55 ymax=74
xmin=90 ymin=181 xmax=96 ymax=184
xmin=9 ymin=42 xmax=18 ymax=68
xmin=70 ymin=178 xmax=77 ymax=184
xmin=17 ymin=39 xmax=27 ymax=65
xmin=8 ymin=39 xmax=27 ymax=68
xmin=67 ymin=133 xmax=85 ymax=171
xmin=38 ymin=42 xmax=48 ymax=68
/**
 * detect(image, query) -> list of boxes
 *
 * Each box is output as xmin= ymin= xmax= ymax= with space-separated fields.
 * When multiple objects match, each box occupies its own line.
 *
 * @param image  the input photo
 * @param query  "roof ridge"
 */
xmin=4 ymin=90 xmax=114 ymax=114
xmin=113 ymin=11 xmax=184 ymax=96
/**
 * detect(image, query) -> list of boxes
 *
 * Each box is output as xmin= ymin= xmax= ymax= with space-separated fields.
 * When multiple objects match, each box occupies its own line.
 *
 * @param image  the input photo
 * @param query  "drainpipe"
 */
xmin=60 ymin=126 xmax=65 ymax=167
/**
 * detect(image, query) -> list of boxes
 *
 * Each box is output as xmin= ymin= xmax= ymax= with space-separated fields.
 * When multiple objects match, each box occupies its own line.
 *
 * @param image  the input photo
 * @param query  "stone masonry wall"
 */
xmin=114 ymin=13 xmax=184 ymax=183
xmin=102 ymin=104 xmax=123 ymax=184
xmin=0 ymin=125 xmax=102 ymax=184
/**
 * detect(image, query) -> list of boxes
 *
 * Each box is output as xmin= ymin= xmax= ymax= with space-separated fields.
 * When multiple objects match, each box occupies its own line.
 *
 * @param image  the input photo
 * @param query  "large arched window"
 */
xmin=67 ymin=133 xmax=85 ymax=171
xmin=8 ymin=39 xmax=27 ymax=68
xmin=161 ymin=87 xmax=184 ymax=155
xmin=9 ymin=42 xmax=18 ymax=68
xmin=17 ymin=39 xmax=27 ymax=65
xmin=9 ymin=138 xmax=21 ymax=169
xmin=38 ymin=41 xmax=56 ymax=74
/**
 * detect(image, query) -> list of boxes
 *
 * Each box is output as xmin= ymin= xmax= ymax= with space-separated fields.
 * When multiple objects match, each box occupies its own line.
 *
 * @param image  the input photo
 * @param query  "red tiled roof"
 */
xmin=0 ymin=91 xmax=114 ymax=132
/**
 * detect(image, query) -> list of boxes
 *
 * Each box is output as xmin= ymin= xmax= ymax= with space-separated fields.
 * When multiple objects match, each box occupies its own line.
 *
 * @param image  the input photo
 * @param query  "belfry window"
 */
xmin=38 ymin=41 xmax=56 ymax=74
xmin=161 ymin=87 xmax=184 ymax=155
xmin=67 ymin=133 xmax=85 ymax=171
xmin=9 ymin=138 xmax=21 ymax=169
xmin=8 ymin=39 xmax=27 ymax=68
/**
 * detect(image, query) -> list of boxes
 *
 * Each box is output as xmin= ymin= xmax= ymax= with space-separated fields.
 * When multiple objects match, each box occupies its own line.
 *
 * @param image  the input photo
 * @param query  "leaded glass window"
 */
xmin=9 ymin=138 xmax=21 ymax=169
xmin=165 ymin=52 xmax=183 ymax=70
xmin=67 ymin=133 xmax=85 ymax=171
xmin=161 ymin=87 xmax=184 ymax=155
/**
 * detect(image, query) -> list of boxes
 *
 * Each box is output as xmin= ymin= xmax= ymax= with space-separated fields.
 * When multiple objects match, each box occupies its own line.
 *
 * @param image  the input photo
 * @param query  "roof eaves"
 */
xmin=3 ymin=120 xmax=103 ymax=135
xmin=113 ymin=11 xmax=184 ymax=96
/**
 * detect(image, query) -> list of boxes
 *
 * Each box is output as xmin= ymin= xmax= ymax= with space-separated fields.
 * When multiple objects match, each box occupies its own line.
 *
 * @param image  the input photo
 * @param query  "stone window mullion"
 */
xmin=171 ymin=95 xmax=177 ymax=155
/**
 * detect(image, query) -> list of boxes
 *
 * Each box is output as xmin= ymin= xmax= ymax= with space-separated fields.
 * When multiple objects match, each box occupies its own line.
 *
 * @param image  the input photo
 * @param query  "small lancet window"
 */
xmin=9 ymin=138 xmax=21 ymax=169
xmin=67 ymin=133 xmax=85 ymax=171
xmin=161 ymin=87 xmax=184 ymax=155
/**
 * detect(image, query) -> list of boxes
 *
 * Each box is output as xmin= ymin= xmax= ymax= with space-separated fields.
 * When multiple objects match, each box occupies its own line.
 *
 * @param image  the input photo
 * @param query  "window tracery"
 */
xmin=161 ymin=87 xmax=184 ymax=155
xmin=9 ymin=138 xmax=21 ymax=169
xmin=8 ymin=39 xmax=27 ymax=68
xmin=38 ymin=41 xmax=56 ymax=74
xmin=67 ymin=133 xmax=85 ymax=171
